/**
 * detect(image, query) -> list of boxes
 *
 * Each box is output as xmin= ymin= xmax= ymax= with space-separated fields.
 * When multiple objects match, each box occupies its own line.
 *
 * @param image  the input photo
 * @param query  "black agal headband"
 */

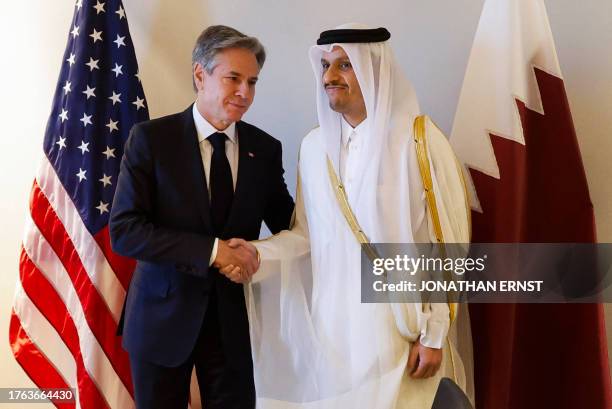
xmin=316 ymin=27 xmax=391 ymax=45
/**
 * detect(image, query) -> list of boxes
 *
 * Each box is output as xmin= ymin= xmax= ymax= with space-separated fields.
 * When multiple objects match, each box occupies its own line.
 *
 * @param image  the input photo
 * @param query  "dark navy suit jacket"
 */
xmin=109 ymin=105 xmax=294 ymax=373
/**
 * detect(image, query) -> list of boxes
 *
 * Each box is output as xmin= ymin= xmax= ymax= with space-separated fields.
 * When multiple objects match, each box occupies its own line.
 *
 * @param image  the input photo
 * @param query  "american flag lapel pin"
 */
xmin=248 ymin=152 xmax=255 ymax=158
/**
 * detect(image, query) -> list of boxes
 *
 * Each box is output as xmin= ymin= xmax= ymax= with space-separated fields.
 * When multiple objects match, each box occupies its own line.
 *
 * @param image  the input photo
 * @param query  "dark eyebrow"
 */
xmin=320 ymin=57 xmax=351 ymax=65
xmin=228 ymin=71 xmax=258 ymax=81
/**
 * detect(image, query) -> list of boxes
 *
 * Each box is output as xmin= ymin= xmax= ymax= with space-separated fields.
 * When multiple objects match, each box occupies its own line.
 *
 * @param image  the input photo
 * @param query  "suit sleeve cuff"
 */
xmin=209 ymin=238 xmax=219 ymax=266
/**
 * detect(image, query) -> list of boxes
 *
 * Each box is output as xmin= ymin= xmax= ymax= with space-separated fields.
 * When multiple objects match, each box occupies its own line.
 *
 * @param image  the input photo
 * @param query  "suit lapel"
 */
xmin=222 ymin=121 xmax=257 ymax=237
xmin=182 ymin=106 xmax=212 ymax=230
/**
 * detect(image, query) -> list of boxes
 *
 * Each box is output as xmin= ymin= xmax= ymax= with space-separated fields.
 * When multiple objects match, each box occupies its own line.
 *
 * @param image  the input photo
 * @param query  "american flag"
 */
xmin=9 ymin=0 xmax=148 ymax=407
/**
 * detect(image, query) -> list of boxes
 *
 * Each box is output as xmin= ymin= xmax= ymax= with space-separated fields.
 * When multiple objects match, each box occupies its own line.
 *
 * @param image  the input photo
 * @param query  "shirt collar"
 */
xmin=192 ymin=103 xmax=237 ymax=144
xmin=341 ymin=116 xmax=367 ymax=147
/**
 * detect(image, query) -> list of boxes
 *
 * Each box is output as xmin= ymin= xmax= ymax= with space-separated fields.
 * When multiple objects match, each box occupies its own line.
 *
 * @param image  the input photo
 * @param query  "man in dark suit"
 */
xmin=110 ymin=25 xmax=294 ymax=409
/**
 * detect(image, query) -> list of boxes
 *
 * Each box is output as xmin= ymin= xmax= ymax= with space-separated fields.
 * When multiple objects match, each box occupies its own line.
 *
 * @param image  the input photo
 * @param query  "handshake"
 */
xmin=213 ymin=238 xmax=260 ymax=284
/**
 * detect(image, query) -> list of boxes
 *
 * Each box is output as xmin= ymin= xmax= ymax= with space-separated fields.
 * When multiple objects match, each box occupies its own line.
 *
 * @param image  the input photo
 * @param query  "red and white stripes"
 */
xmin=11 ymin=155 xmax=135 ymax=409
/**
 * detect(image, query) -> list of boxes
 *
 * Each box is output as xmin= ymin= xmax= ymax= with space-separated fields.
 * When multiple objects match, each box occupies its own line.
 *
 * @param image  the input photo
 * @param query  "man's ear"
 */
xmin=193 ymin=63 xmax=205 ymax=91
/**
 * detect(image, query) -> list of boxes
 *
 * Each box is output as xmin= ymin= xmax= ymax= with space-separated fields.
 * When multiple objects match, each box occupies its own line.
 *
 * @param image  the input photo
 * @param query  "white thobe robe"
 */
xmin=246 ymin=115 xmax=471 ymax=408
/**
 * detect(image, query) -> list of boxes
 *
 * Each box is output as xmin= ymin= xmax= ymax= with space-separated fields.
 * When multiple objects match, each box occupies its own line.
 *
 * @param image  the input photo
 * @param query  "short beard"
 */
xmin=328 ymin=99 xmax=347 ymax=114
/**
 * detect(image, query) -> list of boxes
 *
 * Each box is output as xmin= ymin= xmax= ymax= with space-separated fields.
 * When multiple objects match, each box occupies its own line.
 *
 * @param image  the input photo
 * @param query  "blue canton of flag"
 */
xmin=44 ymin=0 xmax=149 ymax=233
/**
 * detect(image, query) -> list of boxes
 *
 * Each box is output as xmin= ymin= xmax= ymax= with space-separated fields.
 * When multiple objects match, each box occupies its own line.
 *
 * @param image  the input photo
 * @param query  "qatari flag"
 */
xmin=450 ymin=0 xmax=612 ymax=408
xmin=9 ymin=0 xmax=148 ymax=407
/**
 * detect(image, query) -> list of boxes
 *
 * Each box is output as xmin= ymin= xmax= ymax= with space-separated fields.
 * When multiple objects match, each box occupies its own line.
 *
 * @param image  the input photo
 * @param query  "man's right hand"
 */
xmin=214 ymin=238 xmax=259 ymax=283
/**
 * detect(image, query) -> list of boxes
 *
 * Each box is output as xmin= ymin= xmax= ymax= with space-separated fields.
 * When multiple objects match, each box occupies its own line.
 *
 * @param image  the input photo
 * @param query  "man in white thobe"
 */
xmin=225 ymin=23 xmax=473 ymax=408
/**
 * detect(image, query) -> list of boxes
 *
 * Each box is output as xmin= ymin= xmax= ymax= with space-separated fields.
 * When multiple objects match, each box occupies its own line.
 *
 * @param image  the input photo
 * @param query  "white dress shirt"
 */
xmin=192 ymin=104 xmax=240 ymax=265
xmin=339 ymin=116 xmax=366 ymax=189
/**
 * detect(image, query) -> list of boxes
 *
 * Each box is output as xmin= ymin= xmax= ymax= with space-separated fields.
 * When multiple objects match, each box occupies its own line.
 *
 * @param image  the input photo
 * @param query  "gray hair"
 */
xmin=192 ymin=25 xmax=266 ymax=90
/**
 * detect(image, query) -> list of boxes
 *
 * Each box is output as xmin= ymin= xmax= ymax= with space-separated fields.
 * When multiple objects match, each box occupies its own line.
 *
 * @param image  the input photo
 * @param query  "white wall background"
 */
xmin=1 ymin=0 xmax=610 ymax=407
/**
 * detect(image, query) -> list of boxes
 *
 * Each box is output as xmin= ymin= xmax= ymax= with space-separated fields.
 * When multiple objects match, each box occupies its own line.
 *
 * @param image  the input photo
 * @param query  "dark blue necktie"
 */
xmin=208 ymin=132 xmax=233 ymax=236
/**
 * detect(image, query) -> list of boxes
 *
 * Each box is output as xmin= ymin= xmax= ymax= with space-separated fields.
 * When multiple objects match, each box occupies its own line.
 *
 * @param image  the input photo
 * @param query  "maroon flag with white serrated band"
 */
xmin=450 ymin=0 xmax=612 ymax=408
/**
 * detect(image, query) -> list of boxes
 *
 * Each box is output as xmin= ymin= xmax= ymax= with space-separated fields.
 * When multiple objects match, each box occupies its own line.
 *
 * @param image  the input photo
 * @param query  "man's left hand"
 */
xmin=407 ymin=338 xmax=442 ymax=379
